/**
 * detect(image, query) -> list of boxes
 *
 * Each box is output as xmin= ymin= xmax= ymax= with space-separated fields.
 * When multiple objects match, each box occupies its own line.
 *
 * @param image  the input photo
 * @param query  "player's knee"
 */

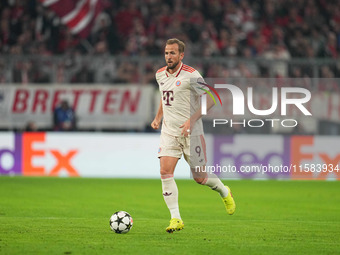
xmin=160 ymin=169 xmax=172 ymax=176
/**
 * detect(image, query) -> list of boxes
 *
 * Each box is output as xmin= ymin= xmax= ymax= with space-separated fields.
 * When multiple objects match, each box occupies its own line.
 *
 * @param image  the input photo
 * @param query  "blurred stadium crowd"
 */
xmin=0 ymin=0 xmax=340 ymax=85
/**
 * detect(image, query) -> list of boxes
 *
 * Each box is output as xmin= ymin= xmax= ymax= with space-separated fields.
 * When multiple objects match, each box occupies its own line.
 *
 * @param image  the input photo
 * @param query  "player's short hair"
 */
xmin=166 ymin=38 xmax=185 ymax=53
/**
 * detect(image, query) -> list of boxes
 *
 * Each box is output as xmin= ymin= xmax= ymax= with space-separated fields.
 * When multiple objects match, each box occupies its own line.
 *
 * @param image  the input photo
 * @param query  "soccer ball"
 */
xmin=109 ymin=211 xmax=133 ymax=234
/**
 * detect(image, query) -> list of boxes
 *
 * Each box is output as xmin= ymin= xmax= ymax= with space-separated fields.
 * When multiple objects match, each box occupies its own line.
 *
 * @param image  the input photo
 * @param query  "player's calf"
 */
xmin=193 ymin=177 xmax=206 ymax=184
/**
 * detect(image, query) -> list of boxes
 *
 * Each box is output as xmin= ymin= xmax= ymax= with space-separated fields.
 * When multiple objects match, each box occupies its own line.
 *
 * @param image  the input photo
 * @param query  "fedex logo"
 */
xmin=291 ymin=136 xmax=340 ymax=180
xmin=213 ymin=136 xmax=290 ymax=178
xmin=213 ymin=135 xmax=340 ymax=180
xmin=0 ymin=133 xmax=79 ymax=176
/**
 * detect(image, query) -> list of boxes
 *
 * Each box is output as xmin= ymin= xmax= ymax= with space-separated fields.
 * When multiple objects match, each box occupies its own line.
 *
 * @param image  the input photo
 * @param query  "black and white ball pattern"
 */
xmin=109 ymin=211 xmax=133 ymax=234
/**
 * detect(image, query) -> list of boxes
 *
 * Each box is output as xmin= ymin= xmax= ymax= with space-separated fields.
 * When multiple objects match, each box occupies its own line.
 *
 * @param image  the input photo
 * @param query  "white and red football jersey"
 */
xmin=155 ymin=62 xmax=206 ymax=136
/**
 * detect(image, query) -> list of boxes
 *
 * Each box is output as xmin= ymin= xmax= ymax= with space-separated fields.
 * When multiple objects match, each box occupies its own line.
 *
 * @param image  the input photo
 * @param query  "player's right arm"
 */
xmin=151 ymin=99 xmax=163 ymax=130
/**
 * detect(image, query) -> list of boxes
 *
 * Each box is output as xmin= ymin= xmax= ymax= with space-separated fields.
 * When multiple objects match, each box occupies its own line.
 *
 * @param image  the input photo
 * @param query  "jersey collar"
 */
xmin=165 ymin=62 xmax=183 ymax=77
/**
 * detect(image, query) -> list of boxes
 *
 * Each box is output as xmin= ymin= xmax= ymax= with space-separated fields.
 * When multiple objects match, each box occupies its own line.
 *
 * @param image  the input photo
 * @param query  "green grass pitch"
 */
xmin=0 ymin=177 xmax=340 ymax=255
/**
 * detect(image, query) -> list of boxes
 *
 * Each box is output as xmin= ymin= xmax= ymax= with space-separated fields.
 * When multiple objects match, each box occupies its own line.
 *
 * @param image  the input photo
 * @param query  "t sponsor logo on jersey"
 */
xmin=162 ymin=91 xmax=174 ymax=106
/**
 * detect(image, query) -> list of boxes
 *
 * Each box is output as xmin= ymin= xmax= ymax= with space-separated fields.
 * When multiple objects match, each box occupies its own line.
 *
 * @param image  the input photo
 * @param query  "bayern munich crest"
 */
xmin=175 ymin=80 xmax=181 ymax=86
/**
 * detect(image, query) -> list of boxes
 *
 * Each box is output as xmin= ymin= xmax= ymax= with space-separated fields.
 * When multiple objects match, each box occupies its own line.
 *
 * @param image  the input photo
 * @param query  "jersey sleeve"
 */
xmin=155 ymin=71 xmax=160 ymax=84
xmin=155 ymin=66 xmax=166 ymax=85
xmin=190 ymin=71 xmax=208 ymax=96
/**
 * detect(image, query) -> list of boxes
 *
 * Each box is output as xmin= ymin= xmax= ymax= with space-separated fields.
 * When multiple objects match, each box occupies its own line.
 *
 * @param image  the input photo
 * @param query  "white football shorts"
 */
xmin=157 ymin=132 xmax=207 ymax=168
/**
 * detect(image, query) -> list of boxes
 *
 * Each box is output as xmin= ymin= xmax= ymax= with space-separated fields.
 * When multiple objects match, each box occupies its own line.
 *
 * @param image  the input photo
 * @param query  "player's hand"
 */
xmin=180 ymin=119 xmax=193 ymax=137
xmin=151 ymin=118 xmax=161 ymax=130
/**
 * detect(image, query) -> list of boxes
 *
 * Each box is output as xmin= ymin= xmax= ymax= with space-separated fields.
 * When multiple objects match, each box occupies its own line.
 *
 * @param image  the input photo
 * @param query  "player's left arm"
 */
xmin=180 ymin=92 xmax=215 ymax=137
